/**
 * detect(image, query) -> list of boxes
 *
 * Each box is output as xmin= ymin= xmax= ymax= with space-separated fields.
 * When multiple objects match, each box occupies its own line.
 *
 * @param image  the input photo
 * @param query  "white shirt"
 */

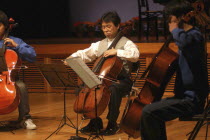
xmin=71 ymin=39 xmax=140 ymax=63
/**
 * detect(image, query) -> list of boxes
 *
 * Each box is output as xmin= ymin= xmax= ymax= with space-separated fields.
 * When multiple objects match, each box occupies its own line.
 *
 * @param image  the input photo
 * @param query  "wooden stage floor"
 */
xmin=0 ymin=93 xmax=209 ymax=140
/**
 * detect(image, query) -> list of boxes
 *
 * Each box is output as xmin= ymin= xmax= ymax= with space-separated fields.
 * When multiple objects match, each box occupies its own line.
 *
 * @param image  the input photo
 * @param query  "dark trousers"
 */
xmin=106 ymin=77 xmax=133 ymax=122
xmin=16 ymin=80 xmax=31 ymax=121
xmin=140 ymin=97 xmax=196 ymax=140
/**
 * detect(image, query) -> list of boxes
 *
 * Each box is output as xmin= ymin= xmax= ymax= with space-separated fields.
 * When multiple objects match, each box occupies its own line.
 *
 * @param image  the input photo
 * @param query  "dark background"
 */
xmin=2 ymin=0 xmax=207 ymax=40
xmin=0 ymin=0 xmax=166 ymax=40
xmin=0 ymin=0 xmax=71 ymax=39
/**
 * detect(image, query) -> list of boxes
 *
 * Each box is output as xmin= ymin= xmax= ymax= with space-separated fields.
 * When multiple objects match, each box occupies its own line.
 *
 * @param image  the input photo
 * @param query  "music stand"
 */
xmin=65 ymin=57 xmax=104 ymax=140
xmin=37 ymin=63 xmax=77 ymax=140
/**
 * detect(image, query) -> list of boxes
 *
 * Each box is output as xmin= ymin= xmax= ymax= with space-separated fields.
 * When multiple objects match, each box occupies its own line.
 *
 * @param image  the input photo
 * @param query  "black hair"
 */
xmin=164 ymin=0 xmax=195 ymax=25
xmin=0 ymin=10 xmax=8 ymax=29
xmin=100 ymin=11 xmax=121 ymax=26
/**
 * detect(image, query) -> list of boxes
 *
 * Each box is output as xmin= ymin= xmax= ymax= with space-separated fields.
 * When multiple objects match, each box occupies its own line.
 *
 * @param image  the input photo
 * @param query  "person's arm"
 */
xmin=116 ymin=40 xmax=140 ymax=62
xmin=16 ymin=40 xmax=36 ymax=62
xmin=5 ymin=37 xmax=36 ymax=62
xmin=67 ymin=41 xmax=100 ymax=63
xmin=169 ymin=16 xmax=203 ymax=50
xmin=171 ymin=28 xmax=202 ymax=49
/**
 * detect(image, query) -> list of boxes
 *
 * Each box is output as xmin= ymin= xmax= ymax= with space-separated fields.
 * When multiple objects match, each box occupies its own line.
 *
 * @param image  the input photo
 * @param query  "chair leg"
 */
xmin=155 ymin=16 xmax=158 ymax=40
xmin=146 ymin=16 xmax=150 ymax=41
xmin=205 ymin=122 xmax=209 ymax=140
xmin=188 ymin=101 xmax=210 ymax=140
xmin=188 ymin=119 xmax=206 ymax=140
xmin=163 ymin=13 xmax=167 ymax=40
xmin=138 ymin=16 xmax=142 ymax=41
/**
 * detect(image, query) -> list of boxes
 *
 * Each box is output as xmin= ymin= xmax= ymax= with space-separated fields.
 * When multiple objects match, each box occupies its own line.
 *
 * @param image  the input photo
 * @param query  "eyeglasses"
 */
xmin=101 ymin=24 xmax=112 ymax=30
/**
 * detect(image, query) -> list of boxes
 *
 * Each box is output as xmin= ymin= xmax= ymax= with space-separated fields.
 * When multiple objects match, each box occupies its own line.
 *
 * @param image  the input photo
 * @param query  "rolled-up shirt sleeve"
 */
xmin=117 ymin=40 xmax=140 ymax=62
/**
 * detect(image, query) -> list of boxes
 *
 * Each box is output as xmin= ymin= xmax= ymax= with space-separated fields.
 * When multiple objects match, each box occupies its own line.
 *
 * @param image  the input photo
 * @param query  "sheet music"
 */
xmin=65 ymin=57 xmax=102 ymax=88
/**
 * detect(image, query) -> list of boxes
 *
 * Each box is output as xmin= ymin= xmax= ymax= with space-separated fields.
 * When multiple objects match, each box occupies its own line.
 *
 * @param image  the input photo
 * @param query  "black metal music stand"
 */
xmin=37 ymin=63 xmax=80 ymax=140
xmin=65 ymin=57 xmax=104 ymax=140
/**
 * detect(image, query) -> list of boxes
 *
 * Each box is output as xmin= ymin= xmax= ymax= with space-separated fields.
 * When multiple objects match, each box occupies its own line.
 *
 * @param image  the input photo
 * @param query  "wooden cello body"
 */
xmin=0 ymin=49 xmax=21 ymax=114
xmin=74 ymin=31 xmax=124 ymax=119
xmin=74 ymin=55 xmax=123 ymax=119
xmin=120 ymin=36 xmax=178 ymax=138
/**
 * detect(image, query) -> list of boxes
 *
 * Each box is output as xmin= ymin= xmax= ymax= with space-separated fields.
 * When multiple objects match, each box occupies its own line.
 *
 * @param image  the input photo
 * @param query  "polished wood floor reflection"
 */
xmin=0 ymin=93 xmax=209 ymax=140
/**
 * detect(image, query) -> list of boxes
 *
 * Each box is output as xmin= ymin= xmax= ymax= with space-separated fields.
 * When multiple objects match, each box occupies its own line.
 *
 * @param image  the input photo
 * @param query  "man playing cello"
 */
xmin=140 ymin=1 xmax=209 ymax=140
xmin=65 ymin=11 xmax=139 ymax=136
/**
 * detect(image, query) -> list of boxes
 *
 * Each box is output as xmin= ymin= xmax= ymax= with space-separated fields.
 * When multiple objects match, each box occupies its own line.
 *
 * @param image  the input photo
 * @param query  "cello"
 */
xmin=73 ymin=30 xmax=126 ymax=119
xmin=0 ymin=18 xmax=21 ymax=114
xmin=120 ymin=35 xmax=178 ymax=138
